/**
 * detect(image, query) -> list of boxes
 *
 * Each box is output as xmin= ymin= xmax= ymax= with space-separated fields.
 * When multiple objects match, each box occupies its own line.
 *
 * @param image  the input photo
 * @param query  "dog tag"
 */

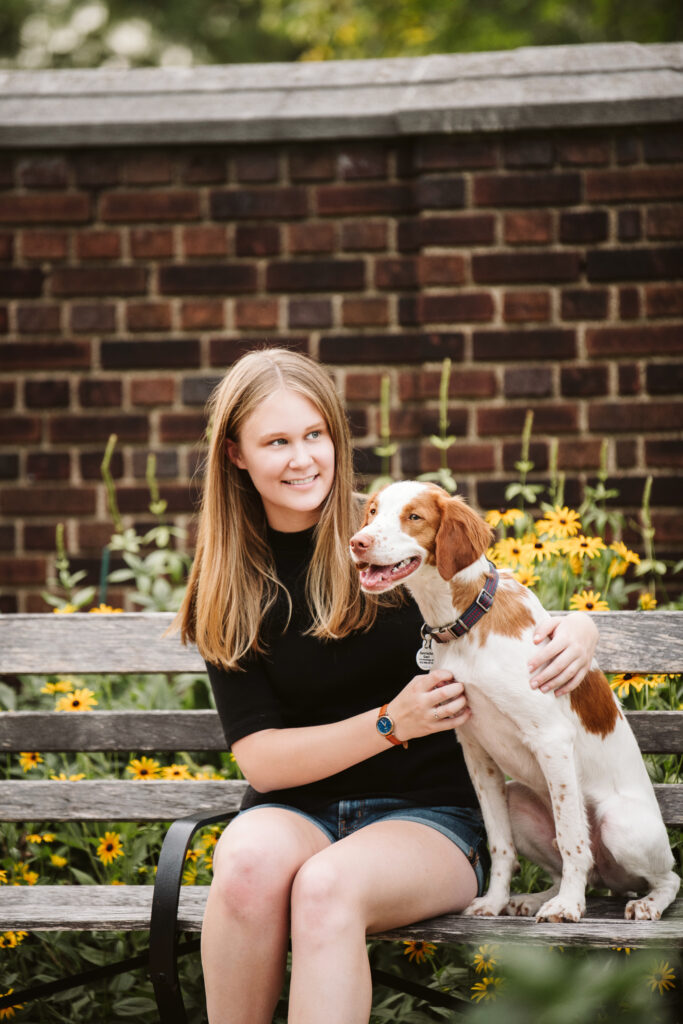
xmin=416 ymin=636 xmax=435 ymax=670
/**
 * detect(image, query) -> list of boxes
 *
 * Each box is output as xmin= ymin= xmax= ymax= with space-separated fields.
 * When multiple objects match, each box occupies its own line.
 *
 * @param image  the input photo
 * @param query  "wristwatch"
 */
xmin=376 ymin=704 xmax=408 ymax=749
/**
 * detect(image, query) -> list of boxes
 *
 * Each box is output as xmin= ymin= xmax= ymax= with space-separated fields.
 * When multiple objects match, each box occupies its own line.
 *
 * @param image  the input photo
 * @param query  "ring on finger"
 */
xmin=433 ymin=708 xmax=440 ymax=720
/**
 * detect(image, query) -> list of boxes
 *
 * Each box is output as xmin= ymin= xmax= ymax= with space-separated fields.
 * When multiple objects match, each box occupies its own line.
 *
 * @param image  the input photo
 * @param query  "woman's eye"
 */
xmin=270 ymin=438 xmax=287 ymax=446
xmin=307 ymin=430 xmax=321 ymax=439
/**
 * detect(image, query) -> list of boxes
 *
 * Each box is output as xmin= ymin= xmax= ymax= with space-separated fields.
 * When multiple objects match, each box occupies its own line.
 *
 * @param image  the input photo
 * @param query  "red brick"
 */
xmin=52 ymin=266 xmax=147 ymax=296
xmin=181 ymin=300 xmax=225 ymax=330
xmin=0 ymin=193 xmax=90 ymax=223
xmin=409 ymin=442 xmax=496 ymax=475
xmin=645 ymin=440 xmax=683 ymax=467
xmin=76 ymin=230 xmax=121 ymax=260
xmin=561 ymin=289 xmax=608 ymax=320
xmin=414 ymin=176 xmax=465 ymax=209
xmin=618 ymin=209 xmax=642 ymax=242
xmin=342 ymin=298 xmax=389 ymax=327
xmin=389 ymin=407 xmax=468 ymax=440
xmin=0 ymin=269 xmax=44 ymax=297
xmin=70 ymin=304 xmax=117 ymax=333
xmin=118 ymin=484 xmax=196 ymax=515
xmin=26 ymin=452 xmax=71 ymax=480
xmin=126 ymin=302 xmax=172 ymax=332
xmin=79 ymin=379 xmax=122 ymax=407
xmin=340 ymin=221 xmax=388 ymax=251
xmin=503 ymin=291 xmax=551 ymax=322
xmin=559 ymin=211 xmax=608 ymax=244
xmin=101 ymin=340 xmax=200 ymax=370
xmin=18 ymin=157 xmax=69 ymax=188
xmin=288 ymin=299 xmax=332 ymax=329
xmin=316 ymin=184 xmax=414 ymax=216
xmin=586 ymin=325 xmax=683 ymax=356
xmin=78 ymin=522 xmax=118 ymax=549
xmin=320 ymin=333 xmax=464 ymax=365
xmin=0 ymin=454 xmax=18 ymax=479
xmin=25 ymin=380 xmax=70 ymax=408
xmin=403 ymin=293 xmax=494 ymax=324
xmin=72 ymin=152 xmax=121 ymax=187
xmin=504 ymin=212 xmax=553 ymax=245
xmin=130 ymin=228 xmax=175 ymax=258
xmin=0 ymin=487 xmax=96 ymax=515
xmin=0 ymin=341 xmax=91 ymax=370
xmin=17 ymin=305 xmax=61 ymax=333
xmin=619 ymin=363 xmax=640 ymax=395
xmin=619 ymin=287 xmax=640 ymax=320
xmin=615 ymin=135 xmax=640 ymax=165
xmin=267 ymin=260 xmax=364 ymax=293
xmin=344 ymin=373 xmax=383 ymax=401
xmin=288 ymin=222 xmax=335 ymax=254
xmin=288 ymin=149 xmax=336 ymax=181
xmin=183 ymin=225 xmax=228 ymax=257
xmin=414 ymin=138 xmax=498 ymax=171
xmin=0 ymin=557 xmax=47 ymax=585
xmin=337 ymin=144 xmax=389 ymax=180
xmin=556 ymin=136 xmax=611 ymax=166
xmin=130 ymin=378 xmax=176 ymax=405
xmin=0 ymin=524 xmax=15 ymax=550
xmin=1 ymin=415 xmax=42 ymax=442
xmin=210 ymin=336 xmax=309 ymax=366
xmin=502 ymin=441 xmax=548 ymax=472
xmin=556 ymin=439 xmax=604 ymax=469
xmin=561 ymin=365 xmax=609 ymax=397
xmin=646 ymin=362 xmax=683 ymax=395
xmin=0 ymin=232 xmax=13 ymax=260
xmin=474 ymin=173 xmax=580 ymax=207
xmin=504 ymin=367 xmax=553 ymax=397
xmin=589 ymin=402 xmax=683 ymax=432
xmin=211 ymin=187 xmax=307 ymax=220
xmin=22 ymin=230 xmax=68 ymax=260
xmin=0 ymin=307 xmax=7 ymax=333
xmin=0 ymin=382 xmax=15 ymax=407
xmin=646 ymin=206 xmax=683 ymax=240
xmin=478 ymin=404 xmax=578 ymax=435
xmin=50 ymin=414 xmax=149 ymax=444
xmin=645 ymin=285 xmax=683 ymax=318
xmin=474 ymin=329 xmax=576 ymax=361
xmin=235 ymin=150 xmax=280 ymax=182
xmin=160 ymin=264 xmax=256 ymax=295
xmin=131 ymin=450 xmax=179 ymax=479
xmin=159 ymin=414 xmax=207 ymax=443
xmin=181 ymin=152 xmax=227 ymax=184
xmin=101 ymin=191 xmax=200 ymax=222
xmin=375 ymin=257 xmax=417 ymax=291
xmin=419 ymin=215 xmax=495 ymax=246
xmin=504 ymin=137 xmax=554 ymax=168
xmin=473 ymin=252 xmax=579 ymax=284
xmin=233 ymin=297 xmax=278 ymax=330
xmin=643 ymin=127 xmax=683 ymax=163
xmin=398 ymin=369 xmax=496 ymax=401
xmin=586 ymin=168 xmax=683 ymax=202
xmin=418 ymin=255 xmax=467 ymax=286
xmin=123 ymin=153 xmax=173 ymax=184
xmin=235 ymin=225 xmax=280 ymax=256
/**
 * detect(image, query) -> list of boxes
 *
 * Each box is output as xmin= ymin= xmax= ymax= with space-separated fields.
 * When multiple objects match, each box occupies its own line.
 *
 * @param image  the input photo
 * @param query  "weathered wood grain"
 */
xmin=1 ymin=886 xmax=680 ymax=947
xmin=1 ymin=611 xmax=682 ymax=674
xmin=1 ymin=709 xmax=680 ymax=753
xmin=0 ymin=779 xmax=247 ymax=821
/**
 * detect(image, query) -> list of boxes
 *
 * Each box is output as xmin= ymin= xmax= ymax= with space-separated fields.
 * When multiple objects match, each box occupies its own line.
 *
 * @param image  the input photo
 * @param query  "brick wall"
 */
xmin=1 ymin=124 xmax=682 ymax=612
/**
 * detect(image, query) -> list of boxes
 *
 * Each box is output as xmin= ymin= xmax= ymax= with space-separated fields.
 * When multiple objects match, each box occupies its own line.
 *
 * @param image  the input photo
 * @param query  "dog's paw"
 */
xmin=503 ymin=894 xmax=541 ymax=917
xmin=462 ymin=895 xmax=506 ymax=917
xmin=535 ymin=896 xmax=584 ymax=923
xmin=625 ymin=897 xmax=661 ymax=921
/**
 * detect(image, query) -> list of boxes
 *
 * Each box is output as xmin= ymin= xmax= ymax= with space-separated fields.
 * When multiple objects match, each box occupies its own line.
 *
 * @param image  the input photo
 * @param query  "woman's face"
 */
xmin=227 ymin=388 xmax=336 ymax=532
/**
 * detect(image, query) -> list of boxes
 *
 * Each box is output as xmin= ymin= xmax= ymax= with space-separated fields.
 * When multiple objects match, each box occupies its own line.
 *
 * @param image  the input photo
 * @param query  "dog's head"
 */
xmin=350 ymin=481 xmax=493 ymax=593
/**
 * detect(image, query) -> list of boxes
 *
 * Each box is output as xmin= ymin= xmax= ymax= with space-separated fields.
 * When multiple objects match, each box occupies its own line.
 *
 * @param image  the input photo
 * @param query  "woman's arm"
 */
xmin=528 ymin=610 xmax=599 ymax=697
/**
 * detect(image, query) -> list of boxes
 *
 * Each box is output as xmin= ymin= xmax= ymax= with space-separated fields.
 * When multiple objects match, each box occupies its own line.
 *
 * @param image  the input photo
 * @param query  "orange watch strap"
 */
xmin=378 ymin=704 xmax=408 ymax=748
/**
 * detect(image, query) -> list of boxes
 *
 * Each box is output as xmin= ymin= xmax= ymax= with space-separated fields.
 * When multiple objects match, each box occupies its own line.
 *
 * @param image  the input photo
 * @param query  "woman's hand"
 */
xmin=388 ymin=669 xmax=470 ymax=743
xmin=529 ymin=611 xmax=599 ymax=697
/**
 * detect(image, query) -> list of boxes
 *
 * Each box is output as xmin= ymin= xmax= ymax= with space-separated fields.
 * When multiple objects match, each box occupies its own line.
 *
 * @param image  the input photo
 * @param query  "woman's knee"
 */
xmin=290 ymin=854 xmax=360 ymax=940
xmin=210 ymin=830 xmax=294 ymax=923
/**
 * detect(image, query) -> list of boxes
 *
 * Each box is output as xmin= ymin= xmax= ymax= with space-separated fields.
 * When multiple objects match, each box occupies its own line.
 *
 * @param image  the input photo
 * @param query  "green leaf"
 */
xmin=428 ymin=434 xmax=456 ymax=450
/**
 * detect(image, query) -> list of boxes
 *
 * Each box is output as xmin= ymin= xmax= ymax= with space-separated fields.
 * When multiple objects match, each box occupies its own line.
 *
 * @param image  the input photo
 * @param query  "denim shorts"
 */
xmin=239 ymin=796 xmax=489 ymax=895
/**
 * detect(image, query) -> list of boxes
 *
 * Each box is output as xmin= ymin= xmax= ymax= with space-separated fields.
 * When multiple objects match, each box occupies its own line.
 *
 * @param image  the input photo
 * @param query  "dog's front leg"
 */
xmin=458 ymin=731 xmax=517 ymax=917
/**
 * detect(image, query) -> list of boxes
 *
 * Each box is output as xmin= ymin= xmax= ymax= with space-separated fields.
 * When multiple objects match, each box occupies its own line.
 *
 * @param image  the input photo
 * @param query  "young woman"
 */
xmin=176 ymin=347 xmax=599 ymax=1024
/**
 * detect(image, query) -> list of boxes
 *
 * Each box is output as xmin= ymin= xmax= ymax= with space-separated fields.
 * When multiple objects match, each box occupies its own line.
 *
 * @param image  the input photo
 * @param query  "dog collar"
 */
xmin=416 ymin=561 xmax=499 ymax=669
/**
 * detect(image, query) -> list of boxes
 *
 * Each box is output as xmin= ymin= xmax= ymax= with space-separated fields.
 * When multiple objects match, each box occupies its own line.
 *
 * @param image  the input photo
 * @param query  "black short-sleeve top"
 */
xmin=206 ymin=523 xmax=479 ymax=813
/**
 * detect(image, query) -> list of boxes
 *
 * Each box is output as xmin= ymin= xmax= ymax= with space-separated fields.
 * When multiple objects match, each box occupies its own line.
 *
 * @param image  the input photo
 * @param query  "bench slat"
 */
xmin=1 ymin=779 xmax=680 ymax=826
xmin=0 ymin=779 xmax=248 ymax=821
xmin=1 ymin=611 xmax=682 ymax=674
xmin=0 ymin=886 xmax=680 ymax=947
xmin=2 ymin=709 xmax=681 ymax=754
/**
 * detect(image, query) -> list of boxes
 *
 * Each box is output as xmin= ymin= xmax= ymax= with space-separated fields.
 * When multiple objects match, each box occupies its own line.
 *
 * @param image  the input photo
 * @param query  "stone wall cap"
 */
xmin=0 ymin=41 xmax=681 ymax=147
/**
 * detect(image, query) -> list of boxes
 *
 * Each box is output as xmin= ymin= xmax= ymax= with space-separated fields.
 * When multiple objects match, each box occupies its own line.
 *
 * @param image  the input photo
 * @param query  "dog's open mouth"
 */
xmin=356 ymin=556 xmax=422 ymax=590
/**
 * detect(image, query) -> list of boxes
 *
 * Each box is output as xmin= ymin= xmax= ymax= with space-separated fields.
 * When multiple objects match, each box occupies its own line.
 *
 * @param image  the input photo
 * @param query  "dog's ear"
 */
xmin=435 ymin=496 xmax=494 ymax=580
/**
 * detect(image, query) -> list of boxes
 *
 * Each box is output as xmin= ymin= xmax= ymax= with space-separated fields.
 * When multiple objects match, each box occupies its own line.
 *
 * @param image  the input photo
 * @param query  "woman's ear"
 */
xmin=225 ymin=439 xmax=245 ymax=469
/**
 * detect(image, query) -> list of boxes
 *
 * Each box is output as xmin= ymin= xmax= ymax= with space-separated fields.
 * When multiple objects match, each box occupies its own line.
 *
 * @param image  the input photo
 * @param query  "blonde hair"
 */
xmin=175 ymin=347 xmax=382 ymax=670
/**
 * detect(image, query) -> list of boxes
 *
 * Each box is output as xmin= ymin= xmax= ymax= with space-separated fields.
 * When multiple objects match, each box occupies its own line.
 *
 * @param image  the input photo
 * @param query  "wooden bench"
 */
xmin=1 ymin=610 xmax=682 ymax=1020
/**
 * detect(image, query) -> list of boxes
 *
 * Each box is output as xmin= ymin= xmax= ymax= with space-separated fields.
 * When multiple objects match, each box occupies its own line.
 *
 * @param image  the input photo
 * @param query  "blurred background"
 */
xmin=1 ymin=0 xmax=682 ymax=70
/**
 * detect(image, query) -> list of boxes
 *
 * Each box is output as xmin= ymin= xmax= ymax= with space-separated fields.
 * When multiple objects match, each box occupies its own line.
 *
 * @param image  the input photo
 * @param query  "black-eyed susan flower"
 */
xmin=50 ymin=854 xmax=67 ymax=868
xmin=41 ymin=679 xmax=76 ymax=694
xmin=471 ymin=975 xmax=503 ymax=1002
xmin=0 ymin=871 xmax=7 ymax=884
xmin=55 ymin=687 xmax=98 ymax=712
xmin=88 ymin=604 xmax=124 ymax=614
xmin=646 ymin=960 xmax=676 ymax=995
xmin=512 ymin=567 xmax=540 ymax=587
xmin=569 ymin=590 xmax=610 ymax=612
xmin=53 ymin=604 xmax=76 ymax=614
xmin=639 ymin=592 xmax=657 ymax=610
xmin=403 ymin=940 xmax=437 ymax=963
xmin=0 ymin=932 xmax=28 ymax=949
xmin=25 ymin=834 xmax=43 ymax=845
xmin=0 ymin=989 xmax=25 ymax=1018
xmin=20 ymin=866 xmax=38 ymax=886
xmin=19 ymin=752 xmax=43 ymax=772
xmin=127 ymin=757 xmax=161 ymax=780
xmin=610 ymin=673 xmax=647 ymax=699
xmin=96 ymin=831 xmax=124 ymax=865
xmin=485 ymin=509 xmax=524 ymax=528
xmin=525 ymin=536 xmax=558 ymax=562
xmin=536 ymin=505 xmax=581 ymax=538
xmin=491 ymin=538 xmax=533 ymax=568
xmin=646 ymin=674 xmax=668 ymax=689
xmin=472 ymin=944 xmax=499 ymax=974
xmin=561 ymin=535 xmax=606 ymax=560
xmin=161 ymin=764 xmax=193 ymax=780
xmin=49 ymin=772 xmax=86 ymax=780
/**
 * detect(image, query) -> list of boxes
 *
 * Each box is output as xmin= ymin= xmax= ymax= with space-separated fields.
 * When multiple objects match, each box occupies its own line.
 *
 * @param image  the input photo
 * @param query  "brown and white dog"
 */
xmin=350 ymin=481 xmax=679 ymax=922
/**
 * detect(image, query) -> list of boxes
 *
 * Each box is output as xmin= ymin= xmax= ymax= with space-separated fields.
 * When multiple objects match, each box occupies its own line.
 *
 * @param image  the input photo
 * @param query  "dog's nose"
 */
xmin=350 ymin=531 xmax=372 ymax=555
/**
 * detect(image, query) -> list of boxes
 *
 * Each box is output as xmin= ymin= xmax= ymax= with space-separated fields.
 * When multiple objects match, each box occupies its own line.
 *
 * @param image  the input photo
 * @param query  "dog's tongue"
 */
xmin=362 ymin=564 xmax=394 ymax=587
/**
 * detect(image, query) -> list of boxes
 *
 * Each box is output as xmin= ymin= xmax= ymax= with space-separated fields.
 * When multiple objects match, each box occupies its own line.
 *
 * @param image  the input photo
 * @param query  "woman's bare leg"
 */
xmin=288 ymin=820 xmax=478 ymax=1024
xmin=202 ymin=808 xmax=330 ymax=1024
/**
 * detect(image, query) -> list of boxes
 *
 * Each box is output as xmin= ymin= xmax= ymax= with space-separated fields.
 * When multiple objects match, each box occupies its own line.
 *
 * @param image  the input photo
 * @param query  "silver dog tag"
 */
xmin=416 ymin=636 xmax=435 ymax=670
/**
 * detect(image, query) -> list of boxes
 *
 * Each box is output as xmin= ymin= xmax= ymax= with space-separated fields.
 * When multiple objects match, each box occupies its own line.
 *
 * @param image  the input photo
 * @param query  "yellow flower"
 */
xmin=569 ymin=590 xmax=610 ymax=612
xmin=41 ymin=679 xmax=76 ymax=694
xmin=0 ymin=932 xmax=28 ymax=949
xmin=610 ymin=673 xmax=647 ymax=699
xmin=512 ymin=567 xmax=539 ymax=587
xmin=182 ymin=862 xmax=198 ymax=885
xmin=646 ymin=674 xmax=668 ymax=689
xmin=610 ymin=541 xmax=640 ymax=566
xmin=42 ymin=833 xmax=55 ymax=842
xmin=491 ymin=538 xmax=534 ymax=568
xmin=0 ymin=871 xmax=7 ymax=884
xmin=561 ymin=535 xmax=606 ymax=560
xmin=639 ymin=592 xmax=657 ymax=610
xmin=485 ymin=509 xmax=524 ymax=528
xmin=200 ymin=832 xmax=219 ymax=851
xmin=536 ymin=506 xmax=581 ymax=538
xmin=471 ymin=976 xmax=503 ymax=1002
xmin=50 ymin=855 xmax=67 ymax=868
xmin=127 ymin=757 xmax=161 ymax=781
xmin=611 ymin=946 xmax=633 ymax=954
xmin=646 ymin=960 xmax=676 ymax=995
xmin=161 ymin=764 xmax=193 ymax=780
xmin=25 ymin=834 xmax=43 ymax=845
xmin=525 ymin=536 xmax=558 ymax=562
xmin=53 ymin=604 xmax=76 ymax=614
xmin=19 ymin=752 xmax=43 ymax=772
xmin=0 ymin=989 xmax=25 ymax=1018
xmin=88 ymin=604 xmax=123 ymax=614
xmin=49 ymin=772 xmax=86 ymax=781
xmin=96 ymin=831 xmax=124 ymax=865
xmin=403 ymin=940 xmax=437 ymax=963
xmin=20 ymin=867 xmax=39 ymax=885
xmin=472 ymin=944 xmax=499 ymax=974
xmin=55 ymin=687 xmax=98 ymax=712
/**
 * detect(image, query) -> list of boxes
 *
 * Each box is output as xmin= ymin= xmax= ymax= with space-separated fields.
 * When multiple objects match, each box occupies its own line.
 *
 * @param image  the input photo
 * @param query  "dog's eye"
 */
xmin=368 ymin=507 xmax=377 ymax=516
xmin=408 ymin=513 xmax=422 ymax=521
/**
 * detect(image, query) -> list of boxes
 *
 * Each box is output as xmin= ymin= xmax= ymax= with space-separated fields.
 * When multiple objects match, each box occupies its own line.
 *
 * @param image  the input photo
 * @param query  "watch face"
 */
xmin=377 ymin=715 xmax=393 ymax=736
